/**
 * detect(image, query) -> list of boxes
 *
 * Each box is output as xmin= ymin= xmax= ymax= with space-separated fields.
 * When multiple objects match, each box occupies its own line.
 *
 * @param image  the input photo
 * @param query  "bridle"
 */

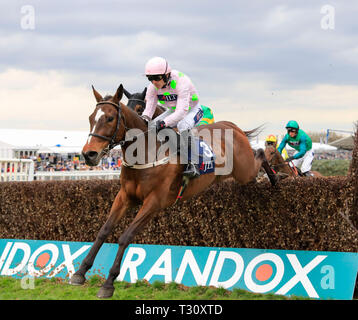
xmin=87 ymin=98 xmax=172 ymax=168
xmin=127 ymin=97 xmax=146 ymax=115
xmin=88 ymin=100 xmax=126 ymax=152
xmin=267 ymin=149 xmax=285 ymax=169
xmin=127 ymin=98 xmax=146 ymax=106
xmin=267 ymin=148 xmax=299 ymax=176
xmin=88 ymin=99 xmax=151 ymax=155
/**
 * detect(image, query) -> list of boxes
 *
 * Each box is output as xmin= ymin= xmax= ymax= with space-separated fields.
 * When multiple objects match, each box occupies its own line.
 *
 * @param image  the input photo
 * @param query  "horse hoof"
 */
xmin=69 ymin=274 xmax=86 ymax=286
xmin=97 ymin=286 xmax=115 ymax=299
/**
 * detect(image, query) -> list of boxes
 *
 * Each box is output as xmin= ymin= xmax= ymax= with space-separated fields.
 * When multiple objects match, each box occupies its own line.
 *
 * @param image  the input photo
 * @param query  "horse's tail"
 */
xmin=244 ymin=124 xmax=266 ymax=141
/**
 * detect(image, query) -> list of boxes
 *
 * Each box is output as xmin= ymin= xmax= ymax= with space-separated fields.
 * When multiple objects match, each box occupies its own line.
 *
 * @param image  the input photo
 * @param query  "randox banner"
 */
xmin=0 ymin=239 xmax=357 ymax=300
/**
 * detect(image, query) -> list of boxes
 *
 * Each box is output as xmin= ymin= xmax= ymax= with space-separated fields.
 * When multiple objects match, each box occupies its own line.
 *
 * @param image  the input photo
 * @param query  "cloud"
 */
xmin=207 ymin=77 xmax=358 ymax=135
xmin=0 ymin=68 xmax=92 ymax=131
xmin=0 ymin=1 xmax=357 ymax=137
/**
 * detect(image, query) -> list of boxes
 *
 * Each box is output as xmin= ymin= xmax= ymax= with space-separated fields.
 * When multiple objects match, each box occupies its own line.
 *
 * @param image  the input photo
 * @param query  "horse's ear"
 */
xmin=113 ymin=84 xmax=123 ymax=104
xmin=141 ymin=87 xmax=147 ymax=99
xmin=92 ymin=85 xmax=103 ymax=103
xmin=123 ymin=87 xmax=131 ymax=99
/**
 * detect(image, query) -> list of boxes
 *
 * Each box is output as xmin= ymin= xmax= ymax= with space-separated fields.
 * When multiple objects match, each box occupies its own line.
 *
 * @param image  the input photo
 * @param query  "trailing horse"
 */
xmin=264 ymin=145 xmax=322 ymax=178
xmin=123 ymin=87 xmax=165 ymax=118
xmin=69 ymin=85 xmax=277 ymax=298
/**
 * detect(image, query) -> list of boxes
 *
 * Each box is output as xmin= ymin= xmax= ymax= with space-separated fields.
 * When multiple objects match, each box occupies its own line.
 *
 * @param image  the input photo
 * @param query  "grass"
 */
xmin=311 ymin=159 xmax=351 ymax=176
xmin=0 ymin=276 xmax=308 ymax=300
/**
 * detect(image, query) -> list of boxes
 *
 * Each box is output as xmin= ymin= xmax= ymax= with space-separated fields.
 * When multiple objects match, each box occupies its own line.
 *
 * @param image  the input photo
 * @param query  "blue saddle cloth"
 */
xmin=188 ymin=137 xmax=215 ymax=175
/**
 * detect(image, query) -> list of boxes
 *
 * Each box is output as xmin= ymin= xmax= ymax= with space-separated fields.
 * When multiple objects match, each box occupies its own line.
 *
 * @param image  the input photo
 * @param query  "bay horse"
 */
xmin=264 ymin=145 xmax=322 ymax=178
xmin=70 ymin=85 xmax=277 ymax=298
xmin=123 ymin=87 xmax=165 ymax=118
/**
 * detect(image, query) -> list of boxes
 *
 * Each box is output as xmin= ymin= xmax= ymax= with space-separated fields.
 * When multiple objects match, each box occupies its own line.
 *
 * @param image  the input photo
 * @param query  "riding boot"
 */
xmin=180 ymin=131 xmax=201 ymax=179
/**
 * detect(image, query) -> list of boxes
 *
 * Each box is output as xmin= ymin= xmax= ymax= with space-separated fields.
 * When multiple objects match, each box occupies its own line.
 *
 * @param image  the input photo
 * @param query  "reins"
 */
xmin=88 ymin=99 xmax=174 ymax=168
xmin=88 ymin=100 xmax=149 ymax=151
xmin=268 ymin=150 xmax=299 ymax=176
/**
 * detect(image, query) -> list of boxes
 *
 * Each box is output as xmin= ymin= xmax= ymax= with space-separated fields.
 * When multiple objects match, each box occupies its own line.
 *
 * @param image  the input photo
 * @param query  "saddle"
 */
xmin=158 ymin=128 xmax=215 ymax=176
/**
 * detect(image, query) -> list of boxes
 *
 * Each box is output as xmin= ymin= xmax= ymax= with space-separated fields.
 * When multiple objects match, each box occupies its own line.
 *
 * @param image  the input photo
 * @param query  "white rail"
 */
xmin=0 ymin=158 xmax=121 ymax=181
xmin=0 ymin=158 xmax=34 ymax=182
xmin=34 ymin=170 xmax=121 ymax=181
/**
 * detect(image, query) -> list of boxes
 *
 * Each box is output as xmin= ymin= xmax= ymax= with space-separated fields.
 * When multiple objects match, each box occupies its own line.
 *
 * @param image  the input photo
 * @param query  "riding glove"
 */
xmin=285 ymin=156 xmax=295 ymax=162
xmin=156 ymin=120 xmax=166 ymax=132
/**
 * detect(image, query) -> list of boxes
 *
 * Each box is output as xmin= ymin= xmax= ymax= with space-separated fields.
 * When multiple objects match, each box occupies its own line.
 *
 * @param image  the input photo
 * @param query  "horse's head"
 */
xmin=124 ymin=87 xmax=147 ymax=115
xmin=82 ymin=85 xmax=125 ymax=166
xmin=264 ymin=145 xmax=277 ymax=164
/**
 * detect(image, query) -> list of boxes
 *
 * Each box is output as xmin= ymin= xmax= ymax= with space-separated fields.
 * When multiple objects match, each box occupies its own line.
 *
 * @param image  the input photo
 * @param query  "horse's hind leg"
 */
xmin=70 ymin=190 xmax=129 ymax=286
xmin=255 ymin=148 xmax=278 ymax=186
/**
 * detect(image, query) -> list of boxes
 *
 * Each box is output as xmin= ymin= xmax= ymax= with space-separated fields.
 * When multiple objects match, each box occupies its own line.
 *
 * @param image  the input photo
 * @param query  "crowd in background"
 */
xmin=32 ymin=149 xmax=122 ymax=172
xmin=16 ymin=148 xmax=352 ymax=173
xmin=310 ymin=150 xmax=351 ymax=160
xmin=34 ymin=159 xmax=122 ymax=172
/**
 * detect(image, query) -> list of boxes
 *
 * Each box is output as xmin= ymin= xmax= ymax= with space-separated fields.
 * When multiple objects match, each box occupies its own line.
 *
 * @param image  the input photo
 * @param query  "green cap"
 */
xmin=285 ymin=120 xmax=299 ymax=130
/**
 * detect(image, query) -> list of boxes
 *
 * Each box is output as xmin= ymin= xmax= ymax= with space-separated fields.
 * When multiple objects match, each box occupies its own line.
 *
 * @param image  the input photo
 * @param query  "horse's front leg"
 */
xmin=97 ymin=193 xmax=160 ymax=298
xmin=255 ymin=148 xmax=278 ymax=186
xmin=70 ymin=190 xmax=130 ymax=286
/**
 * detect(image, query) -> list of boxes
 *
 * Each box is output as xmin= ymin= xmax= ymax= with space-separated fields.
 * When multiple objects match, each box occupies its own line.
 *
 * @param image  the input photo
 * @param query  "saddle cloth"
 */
xmin=187 ymin=137 xmax=216 ymax=175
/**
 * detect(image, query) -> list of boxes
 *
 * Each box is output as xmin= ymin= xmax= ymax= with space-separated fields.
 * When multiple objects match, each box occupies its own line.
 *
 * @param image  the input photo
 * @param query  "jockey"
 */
xmin=265 ymin=134 xmax=289 ymax=160
xmin=277 ymin=120 xmax=314 ymax=176
xmin=196 ymin=105 xmax=215 ymax=126
xmin=141 ymin=57 xmax=204 ymax=178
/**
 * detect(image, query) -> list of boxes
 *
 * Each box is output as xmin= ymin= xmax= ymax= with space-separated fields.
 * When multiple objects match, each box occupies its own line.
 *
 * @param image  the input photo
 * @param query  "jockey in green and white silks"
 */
xmin=277 ymin=120 xmax=314 ymax=176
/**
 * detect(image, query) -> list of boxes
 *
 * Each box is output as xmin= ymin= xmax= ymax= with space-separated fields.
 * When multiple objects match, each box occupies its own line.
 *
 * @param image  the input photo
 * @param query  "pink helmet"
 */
xmin=145 ymin=57 xmax=171 ymax=75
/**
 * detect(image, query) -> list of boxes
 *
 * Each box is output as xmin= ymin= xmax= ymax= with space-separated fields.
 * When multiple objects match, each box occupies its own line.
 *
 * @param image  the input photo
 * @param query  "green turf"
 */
xmin=0 ymin=276 xmax=309 ymax=300
xmin=311 ymin=159 xmax=350 ymax=176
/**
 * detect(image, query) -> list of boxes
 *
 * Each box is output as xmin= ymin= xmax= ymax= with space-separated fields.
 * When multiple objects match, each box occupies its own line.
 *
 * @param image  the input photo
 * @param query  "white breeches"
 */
xmin=291 ymin=149 xmax=314 ymax=173
xmin=151 ymin=104 xmax=203 ymax=133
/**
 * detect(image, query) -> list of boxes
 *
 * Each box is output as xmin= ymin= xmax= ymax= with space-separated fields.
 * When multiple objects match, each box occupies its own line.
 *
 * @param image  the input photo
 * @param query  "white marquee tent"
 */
xmin=0 ymin=140 xmax=14 ymax=158
xmin=0 ymin=129 xmax=89 ymax=158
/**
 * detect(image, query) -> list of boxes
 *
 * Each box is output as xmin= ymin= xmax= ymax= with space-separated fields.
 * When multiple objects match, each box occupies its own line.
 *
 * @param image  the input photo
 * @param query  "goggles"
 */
xmin=266 ymin=141 xmax=275 ymax=146
xmin=146 ymin=74 xmax=163 ymax=82
xmin=287 ymin=128 xmax=298 ymax=134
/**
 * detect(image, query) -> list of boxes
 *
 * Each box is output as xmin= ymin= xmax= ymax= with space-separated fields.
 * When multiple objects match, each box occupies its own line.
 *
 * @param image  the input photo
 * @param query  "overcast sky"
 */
xmin=0 ymin=0 xmax=357 ymax=138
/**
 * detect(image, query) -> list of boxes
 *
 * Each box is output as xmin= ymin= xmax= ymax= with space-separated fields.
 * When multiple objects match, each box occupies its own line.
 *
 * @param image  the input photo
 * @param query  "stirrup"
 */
xmin=183 ymin=162 xmax=200 ymax=178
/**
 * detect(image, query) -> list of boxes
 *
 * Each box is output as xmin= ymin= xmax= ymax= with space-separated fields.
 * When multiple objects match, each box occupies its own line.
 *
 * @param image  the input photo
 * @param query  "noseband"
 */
xmin=88 ymin=100 xmax=125 ymax=151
